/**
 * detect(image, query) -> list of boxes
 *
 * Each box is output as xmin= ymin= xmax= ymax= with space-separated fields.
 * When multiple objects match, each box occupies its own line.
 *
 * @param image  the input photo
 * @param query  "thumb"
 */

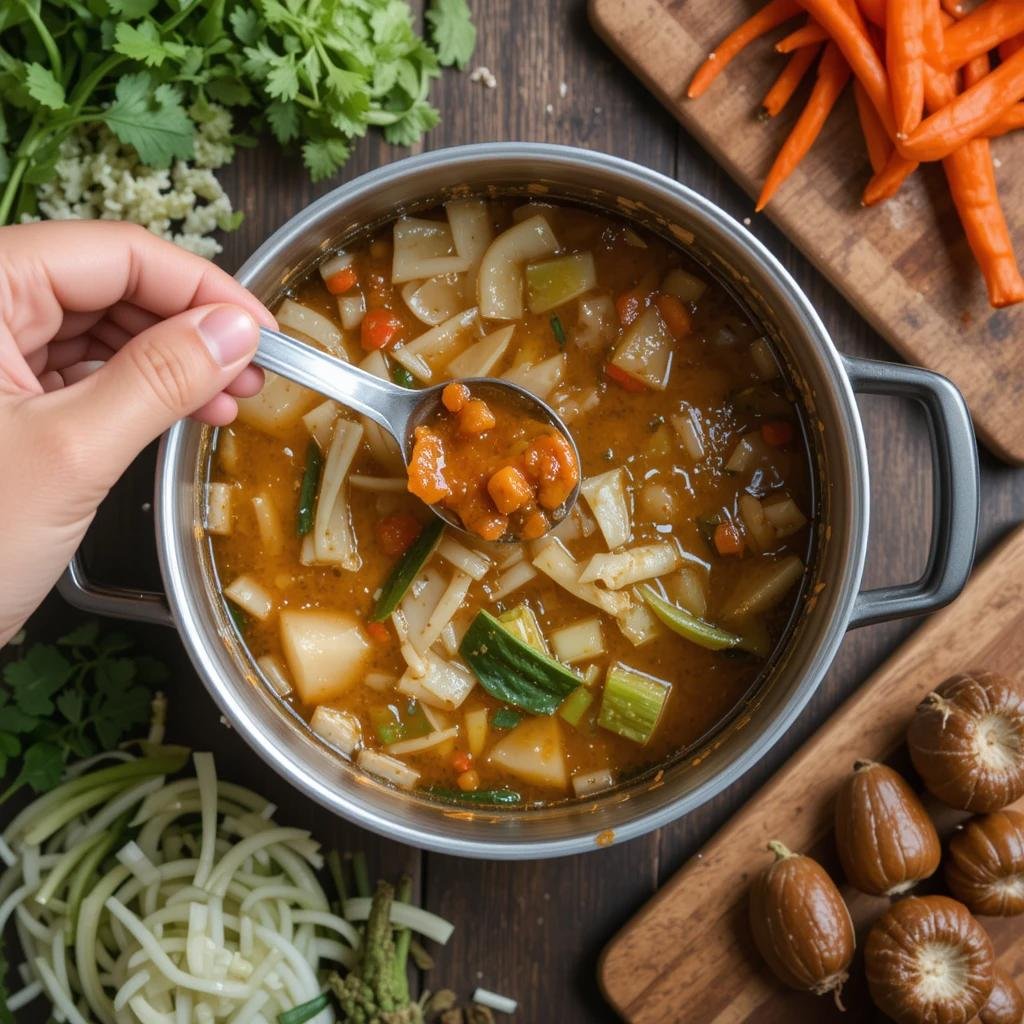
xmin=61 ymin=303 xmax=258 ymax=483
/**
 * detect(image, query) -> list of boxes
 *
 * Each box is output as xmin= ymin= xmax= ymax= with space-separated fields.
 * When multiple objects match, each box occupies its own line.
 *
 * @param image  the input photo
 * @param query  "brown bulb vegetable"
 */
xmin=865 ymin=895 xmax=995 ymax=1024
xmin=979 ymin=968 xmax=1024 ymax=1024
xmin=834 ymin=760 xmax=941 ymax=896
xmin=945 ymin=808 xmax=1024 ymax=917
xmin=748 ymin=840 xmax=855 ymax=1006
xmin=907 ymin=671 xmax=1024 ymax=812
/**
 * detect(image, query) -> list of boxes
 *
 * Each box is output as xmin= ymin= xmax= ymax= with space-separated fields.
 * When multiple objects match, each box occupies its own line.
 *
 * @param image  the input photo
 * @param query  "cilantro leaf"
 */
xmin=4 ymin=644 xmax=71 ymax=715
xmin=13 ymin=741 xmax=65 ymax=796
xmin=265 ymin=57 xmax=300 ymax=101
xmin=383 ymin=100 xmax=439 ymax=147
xmin=426 ymin=0 xmax=477 ymax=69
xmin=24 ymin=62 xmax=67 ymax=110
xmin=58 ymin=621 xmax=99 ymax=648
xmin=102 ymin=73 xmax=194 ymax=167
xmin=302 ymin=137 xmax=350 ymax=182
xmin=229 ymin=7 xmax=262 ymax=45
xmin=114 ymin=21 xmax=186 ymax=68
xmin=107 ymin=0 xmax=159 ymax=15
xmin=266 ymin=100 xmax=299 ymax=143
xmin=0 ymin=707 xmax=38 ymax=733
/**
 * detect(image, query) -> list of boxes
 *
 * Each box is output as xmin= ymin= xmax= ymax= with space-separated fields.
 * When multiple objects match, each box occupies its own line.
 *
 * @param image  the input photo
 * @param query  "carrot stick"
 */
xmin=922 ymin=0 xmax=948 ymax=62
xmin=687 ymin=0 xmax=802 ymax=99
xmin=900 ymin=47 xmax=1024 ymax=160
xmin=998 ymin=32 xmax=1024 ymax=62
xmin=797 ymin=0 xmax=898 ymax=138
xmin=940 ymin=0 xmax=964 ymax=16
xmin=887 ymin=0 xmax=927 ymax=137
xmin=963 ymin=51 xmax=991 ymax=89
xmin=856 ymin=0 xmax=886 ymax=29
xmin=776 ymin=22 xmax=828 ymax=52
xmin=986 ymin=101 xmax=1024 ymax=134
xmin=854 ymin=80 xmax=892 ymax=172
xmin=923 ymin=61 xmax=1024 ymax=307
xmin=762 ymin=44 xmax=822 ymax=116
xmin=941 ymin=0 xmax=1024 ymax=71
xmin=756 ymin=43 xmax=851 ymax=210
xmin=862 ymin=152 xmax=919 ymax=204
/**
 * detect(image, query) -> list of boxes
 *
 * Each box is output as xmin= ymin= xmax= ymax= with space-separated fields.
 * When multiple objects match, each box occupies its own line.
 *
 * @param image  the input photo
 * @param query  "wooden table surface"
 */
xmin=12 ymin=2 xmax=1024 ymax=1021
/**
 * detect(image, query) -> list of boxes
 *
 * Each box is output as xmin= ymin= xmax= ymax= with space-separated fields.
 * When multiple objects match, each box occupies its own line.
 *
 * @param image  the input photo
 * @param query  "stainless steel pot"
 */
xmin=59 ymin=143 xmax=980 ymax=859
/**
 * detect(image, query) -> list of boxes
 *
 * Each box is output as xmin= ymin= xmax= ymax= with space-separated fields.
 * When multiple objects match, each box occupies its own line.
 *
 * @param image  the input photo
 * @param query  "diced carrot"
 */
xmin=654 ymin=292 xmax=693 ymax=339
xmin=365 ymin=621 xmax=391 ymax=644
xmin=523 ymin=432 xmax=579 ymax=509
xmin=325 ymin=266 xmax=358 ymax=295
xmin=457 ymin=769 xmax=481 ymax=791
xmin=452 ymin=751 xmax=473 ymax=773
xmin=487 ymin=465 xmax=534 ymax=515
xmin=713 ymin=521 xmax=745 ymax=557
xmin=442 ymin=382 xmax=470 ymax=413
xmin=457 ymin=398 xmax=497 ymax=434
xmin=407 ymin=427 xmax=449 ymax=504
xmin=465 ymin=510 xmax=509 ymax=541
xmin=605 ymin=362 xmax=648 ymax=393
xmin=375 ymin=514 xmax=423 ymax=557
xmin=761 ymin=419 xmax=796 ymax=446
xmin=520 ymin=508 xmax=549 ymax=540
xmin=615 ymin=287 xmax=649 ymax=326
xmin=360 ymin=308 xmax=404 ymax=351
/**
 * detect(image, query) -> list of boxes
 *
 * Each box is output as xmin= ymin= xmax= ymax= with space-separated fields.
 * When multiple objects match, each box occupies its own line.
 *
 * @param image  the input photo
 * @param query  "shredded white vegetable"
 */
xmin=473 ymin=988 xmax=519 ymax=1014
xmin=342 ymin=897 xmax=454 ymax=943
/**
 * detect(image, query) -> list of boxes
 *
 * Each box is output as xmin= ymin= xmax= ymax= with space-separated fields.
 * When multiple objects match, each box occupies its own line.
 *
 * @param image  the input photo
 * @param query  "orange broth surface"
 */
xmin=209 ymin=199 xmax=815 ymax=807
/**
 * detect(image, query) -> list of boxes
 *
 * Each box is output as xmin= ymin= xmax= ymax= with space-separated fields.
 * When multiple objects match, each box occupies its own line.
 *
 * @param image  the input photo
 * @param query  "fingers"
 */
xmin=40 ymin=302 xmax=259 ymax=487
xmin=1 ymin=221 xmax=275 ymax=356
xmin=225 ymin=365 xmax=264 ymax=398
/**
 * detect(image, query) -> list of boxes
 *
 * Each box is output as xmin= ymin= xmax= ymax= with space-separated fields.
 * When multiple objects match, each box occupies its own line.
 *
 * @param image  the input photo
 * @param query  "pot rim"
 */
xmin=157 ymin=143 xmax=870 ymax=858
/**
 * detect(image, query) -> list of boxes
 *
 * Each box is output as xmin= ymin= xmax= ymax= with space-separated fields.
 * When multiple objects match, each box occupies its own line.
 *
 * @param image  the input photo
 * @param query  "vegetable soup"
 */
xmin=208 ymin=197 xmax=815 ymax=806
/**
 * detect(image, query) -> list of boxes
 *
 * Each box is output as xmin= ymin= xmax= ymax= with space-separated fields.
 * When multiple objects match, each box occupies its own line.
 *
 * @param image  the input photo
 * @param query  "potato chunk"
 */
xmin=488 ymin=716 xmax=568 ymax=790
xmin=279 ymin=610 xmax=370 ymax=705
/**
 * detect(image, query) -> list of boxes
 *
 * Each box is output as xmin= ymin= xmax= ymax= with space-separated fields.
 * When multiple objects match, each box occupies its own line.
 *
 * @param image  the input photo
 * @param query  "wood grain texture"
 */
xmin=600 ymin=525 xmax=1024 ymax=1024
xmin=589 ymin=0 xmax=1024 ymax=465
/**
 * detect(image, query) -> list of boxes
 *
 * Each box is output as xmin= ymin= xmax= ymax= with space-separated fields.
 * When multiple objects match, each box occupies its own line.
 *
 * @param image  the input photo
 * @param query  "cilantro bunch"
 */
xmin=0 ymin=0 xmax=476 ymax=225
xmin=0 ymin=622 xmax=167 ymax=802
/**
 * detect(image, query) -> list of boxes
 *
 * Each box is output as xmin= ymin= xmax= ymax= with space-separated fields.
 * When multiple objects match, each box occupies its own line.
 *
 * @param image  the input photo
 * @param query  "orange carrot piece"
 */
xmin=862 ymin=151 xmax=919 ymax=204
xmin=887 ymin=0 xmax=927 ymax=138
xmin=924 ymin=62 xmax=1024 ymax=307
xmin=798 ymin=0 xmax=897 ymax=138
xmin=922 ymin=0 xmax=948 ymax=62
xmin=941 ymin=0 xmax=1024 ymax=70
xmin=756 ymin=43 xmax=851 ymax=210
xmin=856 ymin=0 xmax=886 ymax=29
xmin=963 ymin=50 xmax=991 ymax=89
xmin=940 ymin=0 xmax=964 ymax=17
xmin=762 ymin=44 xmax=822 ymax=116
xmin=687 ymin=0 xmax=802 ymax=98
xmin=998 ymin=32 xmax=1024 ymax=61
xmin=854 ymin=80 xmax=892 ymax=172
xmin=985 ymin=101 xmax=1024 ymax=134
xmin=776 ymin=21 xmax=828 ymax=53
xmin=713 ymin=522 xmax=745 ymax=557
xmin=900 ymin=47 xmax=1024 ymax=160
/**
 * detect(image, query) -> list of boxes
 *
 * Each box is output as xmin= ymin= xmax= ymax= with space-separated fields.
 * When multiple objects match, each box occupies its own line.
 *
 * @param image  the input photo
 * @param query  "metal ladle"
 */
xmin=253 ymin=326 xmax=581 ymax=541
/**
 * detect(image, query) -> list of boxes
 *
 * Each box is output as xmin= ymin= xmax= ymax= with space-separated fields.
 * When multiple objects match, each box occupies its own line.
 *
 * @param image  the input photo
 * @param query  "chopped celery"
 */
xmin=371 ymin=519 xmax=444 ymax=621
xmin=558 ymin=686 xmax=594 ymax=728
xmin=525 ymin=251 xmax=597 ymax=313
xmin=639 ymin=585 xmax=744 ymax=652
xmin=392 ymin=365 xmax=416 ymax=389
xmin=460 ymin=611 xmax=578 ymax=715
xmin=497 ymin=605 xmax=549 ymax=654
xmin=492 ymin=708 xmax=521 ymax=730
xmin=597 ymin=664 xmax=670 ymax=745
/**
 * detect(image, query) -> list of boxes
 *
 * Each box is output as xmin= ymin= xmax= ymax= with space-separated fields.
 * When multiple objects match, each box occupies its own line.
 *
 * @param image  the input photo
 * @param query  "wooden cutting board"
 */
xmin=598 ymin=523 xmax=1024 ymax=1023
xmin=589 ymin=0 xmax=1024 ymax=465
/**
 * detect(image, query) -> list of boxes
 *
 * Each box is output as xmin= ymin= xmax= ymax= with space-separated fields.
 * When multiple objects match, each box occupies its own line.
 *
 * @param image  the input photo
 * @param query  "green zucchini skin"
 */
xmin=424 ymin=785 xmax=522 ymax=805
xmin=295 ymin=440 xmax=323 ymax=537
xmin=370 ymin=518 xmax=445 ymax=622
xmin=459 ymin=610 xmax=579 ymax=715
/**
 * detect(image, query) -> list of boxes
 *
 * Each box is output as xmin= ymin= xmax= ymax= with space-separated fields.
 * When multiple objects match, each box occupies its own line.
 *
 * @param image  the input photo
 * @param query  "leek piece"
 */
xmin=296 ymin=440 xmax=322 ymax=536
xmin=371 ymin=519 xmax=445 ymax=621
xmin=639 ymin=585 xmax=744 ymax=652
xmin=278 ymin=993 xmax=330 ymax=1024
xmin=558 ymin=686 xmax=594 ymax=728
xmin=597 ymin=664 xmax=670 ymax=745
xmin=460 ymin=611 xmax=578 ymax=715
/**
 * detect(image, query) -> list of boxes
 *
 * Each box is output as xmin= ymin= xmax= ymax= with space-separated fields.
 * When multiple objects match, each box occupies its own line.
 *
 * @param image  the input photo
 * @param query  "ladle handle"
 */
xmin=254 ymin=326 xmax=411 ymax=441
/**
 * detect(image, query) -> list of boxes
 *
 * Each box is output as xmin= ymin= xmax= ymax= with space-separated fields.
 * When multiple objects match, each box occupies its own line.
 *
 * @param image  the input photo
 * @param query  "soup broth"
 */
xmin=209 ymin=198 xmax=814 ymax=806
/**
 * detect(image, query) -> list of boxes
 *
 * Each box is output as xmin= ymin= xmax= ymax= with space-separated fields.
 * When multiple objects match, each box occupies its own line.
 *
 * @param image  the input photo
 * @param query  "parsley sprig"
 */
xmin=0 ymin=0 xmax=476 ymax=223
xmin=0 ymin=622 xmax=167 ymax=803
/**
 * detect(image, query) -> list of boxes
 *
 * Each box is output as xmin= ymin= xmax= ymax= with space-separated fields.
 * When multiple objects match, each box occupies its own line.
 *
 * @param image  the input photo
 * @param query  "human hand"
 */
xmin=0 ymin=220 xmax=275 ymax=645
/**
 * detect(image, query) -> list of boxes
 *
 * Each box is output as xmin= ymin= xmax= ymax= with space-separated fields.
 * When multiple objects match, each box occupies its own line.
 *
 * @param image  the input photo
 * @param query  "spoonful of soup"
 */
xmin=253 ymin=326 xmax=581 ymax=542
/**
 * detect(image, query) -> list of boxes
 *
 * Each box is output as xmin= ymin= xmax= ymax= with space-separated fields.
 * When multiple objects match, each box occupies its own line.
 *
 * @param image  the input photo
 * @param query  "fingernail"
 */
xmin=199 ymin=306 xmax=257 ymax=366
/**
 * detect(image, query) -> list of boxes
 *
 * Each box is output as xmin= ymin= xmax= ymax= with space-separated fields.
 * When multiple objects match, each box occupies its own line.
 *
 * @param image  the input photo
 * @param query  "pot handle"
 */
xmin=844 ymin=355 xmax=979 ymax=629
xmin=57 ymin=553 xmax=175 ymax=628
